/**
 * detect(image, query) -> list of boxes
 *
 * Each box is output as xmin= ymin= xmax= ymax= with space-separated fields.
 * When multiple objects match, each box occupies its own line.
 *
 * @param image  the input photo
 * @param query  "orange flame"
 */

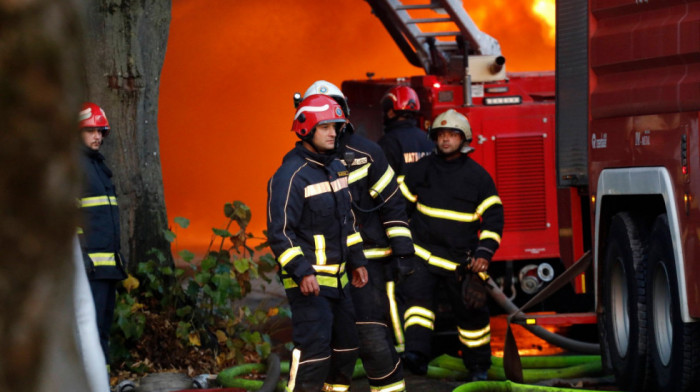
xmin=159 ymin=0 xmax=555 ymax=253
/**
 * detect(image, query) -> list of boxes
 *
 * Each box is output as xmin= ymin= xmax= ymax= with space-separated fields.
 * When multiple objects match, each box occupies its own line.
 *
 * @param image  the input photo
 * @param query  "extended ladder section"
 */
xmin=366 ymin=0 xmax=501 ymax=76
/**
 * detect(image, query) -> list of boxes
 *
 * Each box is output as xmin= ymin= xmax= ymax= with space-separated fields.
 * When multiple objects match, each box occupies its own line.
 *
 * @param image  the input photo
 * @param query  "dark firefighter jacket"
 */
xmin=377 ymin=119 xmax=434 ymax=180
xmin=78 ymin=146 xmax=127 ymax=281
xmin=339 ymin=132 xmax=414 ymax=260
xmin=267 ymin=142 xmax=368 ymax=298
xmin=400 ymin=152 xmax=504 ymax=275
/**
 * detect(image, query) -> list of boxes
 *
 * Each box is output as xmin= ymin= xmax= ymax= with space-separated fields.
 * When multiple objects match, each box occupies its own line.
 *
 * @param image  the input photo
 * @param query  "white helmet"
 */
xmin=303 ymin=80 xmax=350 ymax=117
xmin=429 ymin=109 xmax=472 ymax=142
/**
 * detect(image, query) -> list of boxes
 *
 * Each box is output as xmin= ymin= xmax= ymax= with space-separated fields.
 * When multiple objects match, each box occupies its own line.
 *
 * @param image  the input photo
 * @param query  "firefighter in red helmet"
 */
xmin=299 ymin=80 xmax=414 ymax=391
xmin=77 ymin=102 xmax=127 ymax=373
xmin=267 ymin=94 xmax=368 ymax=392
xmin=399 ymin=109 xmax=503 ymax=381
xmin=378 ymin=85 xmax=434 ymax=181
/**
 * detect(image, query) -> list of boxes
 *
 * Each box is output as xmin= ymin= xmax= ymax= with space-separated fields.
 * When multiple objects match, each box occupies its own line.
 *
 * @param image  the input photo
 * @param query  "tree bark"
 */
xmin=0 ymin=1 xmax=90 ymax=391
xmin=82 ymin=0 xmax=173 ymax=270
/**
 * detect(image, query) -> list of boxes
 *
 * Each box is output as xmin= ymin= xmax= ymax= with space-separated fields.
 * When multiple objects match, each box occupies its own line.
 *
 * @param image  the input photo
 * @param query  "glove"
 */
xmin=392 ymin=255 xmax=415 ymax=283
xmin=461 ymin=272 xmax=488 ymax=310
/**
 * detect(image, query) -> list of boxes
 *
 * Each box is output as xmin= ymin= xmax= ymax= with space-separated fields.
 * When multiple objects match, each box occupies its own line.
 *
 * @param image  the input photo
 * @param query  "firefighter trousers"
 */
xmin=401 ymin=259 xmax=492 ymax=371
xmin=287 ymin=291 xmax=359 ymax=392
xmin=88 ymin=279 xmax=118 ymax=365
xmin=350 ymin=259 xmax=405 ymax=391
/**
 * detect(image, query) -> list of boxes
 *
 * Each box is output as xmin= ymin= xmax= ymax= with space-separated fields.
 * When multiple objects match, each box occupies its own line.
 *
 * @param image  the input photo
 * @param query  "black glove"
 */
xmin=461 ymin=272 xmax=488 ymax=310
xmin=392 ymin=255 xmax=415 ymax=283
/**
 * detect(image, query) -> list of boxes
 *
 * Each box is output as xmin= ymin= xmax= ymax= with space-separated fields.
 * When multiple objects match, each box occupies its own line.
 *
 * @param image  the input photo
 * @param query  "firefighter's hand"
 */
xmin=470 ymin=257 xmax=489 ymax=273
xmin=351 ymin=267 xmax=368 ymax=288
xmin=300 ymin=275 xmax=320 ymax=296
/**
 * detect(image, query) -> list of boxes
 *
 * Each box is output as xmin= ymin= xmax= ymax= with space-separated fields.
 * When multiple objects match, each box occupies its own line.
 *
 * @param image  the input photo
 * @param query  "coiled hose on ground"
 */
xmin=217 ymin=353 xmax=603 ymax=391
xmin=218 ymin=270 xmax=603 ymax=390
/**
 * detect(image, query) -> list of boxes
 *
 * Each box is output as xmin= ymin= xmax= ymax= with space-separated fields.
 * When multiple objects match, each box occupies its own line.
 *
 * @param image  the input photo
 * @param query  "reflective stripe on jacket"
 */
xmin=402 ymin=152 xmax=504 ymax=271
xmin=340 ymin=133 xmax=414 ymax=258
xmin=78 ymin=147 xmax=126 ymax=280
xmin=267 ymin=142 xmax=367 ymax=298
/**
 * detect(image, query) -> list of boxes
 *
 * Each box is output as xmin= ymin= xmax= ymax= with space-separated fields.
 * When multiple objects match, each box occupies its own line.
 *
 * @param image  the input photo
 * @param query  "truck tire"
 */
xmin=598 ymin=212 xmax=649 ymax=391
xmin=646 ymin=214 xmax=700 ymax=392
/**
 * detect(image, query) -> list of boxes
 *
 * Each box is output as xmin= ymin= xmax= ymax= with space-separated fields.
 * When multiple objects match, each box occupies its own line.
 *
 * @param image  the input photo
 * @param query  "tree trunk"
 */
xmin=82 ymin=0 xmax=173 ymax=270
xmin=0 ymin=2 xmax=91 ymax=391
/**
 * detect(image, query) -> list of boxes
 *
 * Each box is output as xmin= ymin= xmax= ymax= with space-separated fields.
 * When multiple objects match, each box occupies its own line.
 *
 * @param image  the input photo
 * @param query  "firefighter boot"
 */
xmin=403 ymin=351 xmax=428 ymax=375
xmin=357 ymin=323 xmax=404 ymax=388
xmin=468 ymin=365 xmax=489 ymax=382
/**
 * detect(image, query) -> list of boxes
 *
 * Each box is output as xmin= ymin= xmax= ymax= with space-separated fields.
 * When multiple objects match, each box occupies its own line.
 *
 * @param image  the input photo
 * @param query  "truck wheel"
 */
xmin=646 ymin=214 xmax=700 ymax=391
xmin=598 ymin=212 xmax=649 ymax=391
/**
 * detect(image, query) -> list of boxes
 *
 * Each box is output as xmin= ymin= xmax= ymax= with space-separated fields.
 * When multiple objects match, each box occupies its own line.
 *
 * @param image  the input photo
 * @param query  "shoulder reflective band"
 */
xmin=314 ymin=235 xmax=327 ymax=265
xmin=386 ymin=226 xmax=412 ymax=239
xmin=283 ymin=273 xmax=349 ymax=289
xmin=347 ymin=232 xmax=362 ymax=247
xmin=369 ymin=165 xmax=395 ymax=198
xmin=278 ymin=246 xmax=303 ymax=267
xmin=479 ymin=230 xmax=502 ymax=244
xmin=364 ymin=247 xmax=392 ymax=259
xmin=416 ymin=202 xmax=479 ymax=222
xmin=413 ymin=244 xmax=459 ymax=271
xmin=399 ymin=182 xmax=417 ymax=203
xmin=348 ymin=163 xmax=371 ymax=184
xmin=88 ymin=252 xmax=117 ymax=267
xmin=80 ymin=195 xmax=117 ymax=208
xmin=476 ymin=195 xmax=502 ymax=216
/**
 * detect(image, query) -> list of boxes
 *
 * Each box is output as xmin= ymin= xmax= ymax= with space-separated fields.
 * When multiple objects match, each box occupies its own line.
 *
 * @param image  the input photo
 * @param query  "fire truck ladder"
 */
xmin=366 ymin=0 xmax=501 ymax=74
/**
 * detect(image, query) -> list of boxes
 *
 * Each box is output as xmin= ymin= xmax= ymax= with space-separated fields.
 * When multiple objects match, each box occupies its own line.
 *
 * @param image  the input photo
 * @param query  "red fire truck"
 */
xmin=344 ymin=0 xmax=700 ymax=390
xmin=344 ymin=0 xmax=583 ymax=310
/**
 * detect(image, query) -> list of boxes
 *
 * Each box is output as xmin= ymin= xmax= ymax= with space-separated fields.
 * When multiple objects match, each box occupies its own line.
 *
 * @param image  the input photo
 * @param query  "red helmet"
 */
xmin=79 ymin=102 xmax=110 ymax=136
xmin=381 ymin=85 xmax=420 ymax=113
xmin=292 ymin=94 xmax=347 ymax=140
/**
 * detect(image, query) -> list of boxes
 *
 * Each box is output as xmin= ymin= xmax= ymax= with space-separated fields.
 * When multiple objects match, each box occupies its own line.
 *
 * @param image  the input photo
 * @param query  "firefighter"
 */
xmin=399 ymin=109 xmax=504 ymax=381
xmin=77 ymin=102 xmax=128 ymax=369
xmin=377 ymin=85 xmax=434 ymax=183
xmin=300 ymin=80 xmax=414 ymax=391
xmin=267 ymin=94 xmax=369 ymax=392
xmin=377 ymin=85 xmax=434 ymax=353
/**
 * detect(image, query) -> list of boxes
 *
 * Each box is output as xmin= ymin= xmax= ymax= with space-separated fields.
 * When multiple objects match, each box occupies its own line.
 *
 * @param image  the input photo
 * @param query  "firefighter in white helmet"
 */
xmin=267 ymin=93 xmax=368 ymax=392
xmin=298 ymin=80 xmax=413 ymax=392
xmin=399 ymin=109 xmax=504 ymax=381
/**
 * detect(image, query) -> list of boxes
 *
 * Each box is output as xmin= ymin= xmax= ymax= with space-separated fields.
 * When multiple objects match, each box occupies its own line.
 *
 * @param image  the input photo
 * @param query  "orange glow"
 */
xmin=159 ymin=0 xmax=555 ymax=254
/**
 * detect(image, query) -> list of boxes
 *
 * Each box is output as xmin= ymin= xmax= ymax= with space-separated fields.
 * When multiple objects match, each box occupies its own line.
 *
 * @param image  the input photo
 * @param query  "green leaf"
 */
xmin=195 ymin=271 xmax=212 ymax=285
xmin=174 ymin=216 xmax=190 ymax=229
xmin=233 ymin=258 xmax=250 ymax=274
xmin=160 ymin=266 xmax=173 ymax=276
xmin=201 ymin=255 xmax=216 ymax=271
xmin=224 ymin=203 xmax=234 ymax=218
xmin=212 ymin=228 xmax=232 ymax=237
xmin=178 ymin=249 xmax=195 ymax=263
xmin=176 ymin=306 xmax=192 ymax=317
xmin=162 ymin=229 xmax=176 ymax=243
xmin=232 ymin=201 xmax=252 ymax=229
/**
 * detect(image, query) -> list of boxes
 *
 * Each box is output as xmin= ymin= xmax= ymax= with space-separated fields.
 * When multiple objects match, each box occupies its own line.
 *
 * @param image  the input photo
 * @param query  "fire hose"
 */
xmin=217 ymin=354 xmax=603 ymax=390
